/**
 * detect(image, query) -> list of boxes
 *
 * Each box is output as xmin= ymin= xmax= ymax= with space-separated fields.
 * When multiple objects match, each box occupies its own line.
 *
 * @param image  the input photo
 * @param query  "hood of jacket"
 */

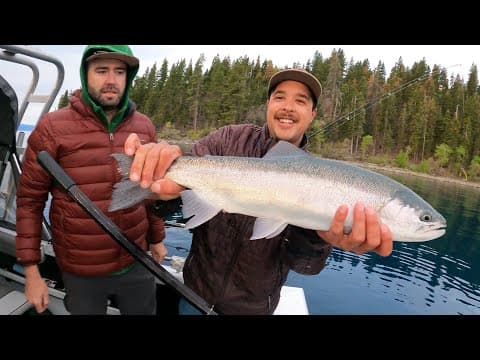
xmin=80 ymin=45 xmax=139 ymax=130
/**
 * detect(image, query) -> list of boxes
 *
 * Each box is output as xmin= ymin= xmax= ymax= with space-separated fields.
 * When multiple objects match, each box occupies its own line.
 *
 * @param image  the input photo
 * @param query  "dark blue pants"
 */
xmin=62 ymin=262 xmax=156 ymax=315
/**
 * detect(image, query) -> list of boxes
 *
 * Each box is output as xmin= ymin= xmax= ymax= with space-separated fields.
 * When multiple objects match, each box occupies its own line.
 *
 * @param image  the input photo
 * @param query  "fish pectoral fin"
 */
xmin=251 ymin=218 xmax=288 ymax=240
xmin=181 ymin=190 xmax=221 ymax=229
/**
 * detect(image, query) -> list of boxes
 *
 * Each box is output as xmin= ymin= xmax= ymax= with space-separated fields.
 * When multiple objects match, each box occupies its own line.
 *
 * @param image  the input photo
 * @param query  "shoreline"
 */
xmin=167 ymin=138 xmax=480 ymax=190
xmin=350 ymin=161 xmax=480 ymax=190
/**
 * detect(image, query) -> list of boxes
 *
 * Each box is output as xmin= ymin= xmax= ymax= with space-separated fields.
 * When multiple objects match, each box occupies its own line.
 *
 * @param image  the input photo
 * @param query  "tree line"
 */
xmin=57 ymin=48 xmax=480 ymax=181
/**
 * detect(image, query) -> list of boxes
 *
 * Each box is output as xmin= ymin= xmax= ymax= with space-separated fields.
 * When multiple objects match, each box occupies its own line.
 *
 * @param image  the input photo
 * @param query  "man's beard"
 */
xmin=99 ymin=103 xmax=119 ymax=111
xmin=89 ymin=86 xmax=124 ymax=111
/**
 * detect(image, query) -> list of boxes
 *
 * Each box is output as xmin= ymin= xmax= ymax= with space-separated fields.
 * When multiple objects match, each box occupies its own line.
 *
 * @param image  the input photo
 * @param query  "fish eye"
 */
xmin=421 ymin=214 xmax=432 ymax=222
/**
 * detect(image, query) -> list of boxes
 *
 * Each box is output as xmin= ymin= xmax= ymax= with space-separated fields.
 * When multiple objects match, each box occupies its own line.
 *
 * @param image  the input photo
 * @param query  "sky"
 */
xmin=2 ymin=45 xmax=480 ymax=125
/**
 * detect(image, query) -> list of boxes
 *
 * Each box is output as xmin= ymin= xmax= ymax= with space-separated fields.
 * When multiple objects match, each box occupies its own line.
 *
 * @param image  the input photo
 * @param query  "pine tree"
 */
xmin=57 ymin=90 xmax=70 ymax=109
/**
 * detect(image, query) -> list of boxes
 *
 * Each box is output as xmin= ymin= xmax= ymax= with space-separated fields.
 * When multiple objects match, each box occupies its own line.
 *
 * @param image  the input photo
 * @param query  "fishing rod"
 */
xmin=36 ymin=150 xmax=218 ymax=315
xmin=308 ymin=66 xmax=454 ymax=140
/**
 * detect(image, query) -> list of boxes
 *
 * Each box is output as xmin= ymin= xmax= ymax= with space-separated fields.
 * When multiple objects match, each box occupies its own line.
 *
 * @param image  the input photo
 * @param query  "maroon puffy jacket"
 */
xmin=16 ymin=91 xmax=165 ymax=276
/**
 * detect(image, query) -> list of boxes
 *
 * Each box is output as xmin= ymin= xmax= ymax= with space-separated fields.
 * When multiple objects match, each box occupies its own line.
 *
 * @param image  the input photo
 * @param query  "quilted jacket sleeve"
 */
xmin=15 ymin=115 xmax=56 ymax=266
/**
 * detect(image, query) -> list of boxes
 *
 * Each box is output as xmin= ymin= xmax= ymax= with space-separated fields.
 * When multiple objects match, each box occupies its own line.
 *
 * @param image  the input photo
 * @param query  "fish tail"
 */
xmin=111 ymin=153 xmax=133 ymax=177
xmin=109 ymin=153 xmax=152 ymax=212
xmin=109 ymin=179 xmax=152 ymax=212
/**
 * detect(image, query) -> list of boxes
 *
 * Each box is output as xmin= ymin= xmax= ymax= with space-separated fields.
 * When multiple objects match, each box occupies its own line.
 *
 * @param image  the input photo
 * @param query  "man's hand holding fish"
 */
xmin=125 ymin=134 xmax=185 ymax=201
xmin=316 ymin=202 xmax=393 ymax=256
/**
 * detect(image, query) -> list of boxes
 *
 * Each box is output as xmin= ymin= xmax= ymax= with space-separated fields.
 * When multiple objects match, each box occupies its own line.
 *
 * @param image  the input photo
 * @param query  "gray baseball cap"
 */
xmin=268 ymin=68 xmax=322 ymax=105
xmin=86 ymin=49 xmax=139 ymax=68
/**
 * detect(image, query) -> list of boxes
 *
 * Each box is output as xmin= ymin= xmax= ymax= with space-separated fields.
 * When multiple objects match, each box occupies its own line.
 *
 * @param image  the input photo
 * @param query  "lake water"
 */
xmin=163 ymin=172 xmax=480 ymax=315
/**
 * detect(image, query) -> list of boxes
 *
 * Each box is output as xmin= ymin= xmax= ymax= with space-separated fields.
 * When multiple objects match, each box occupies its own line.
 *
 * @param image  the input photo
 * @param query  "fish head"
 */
xmin=379 ymin=191 xmax=447 ymax=242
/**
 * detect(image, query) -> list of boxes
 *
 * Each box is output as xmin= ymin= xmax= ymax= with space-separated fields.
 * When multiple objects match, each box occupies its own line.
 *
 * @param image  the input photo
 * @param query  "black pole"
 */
xmin=37 ymin=150 xmax=217 ymax=315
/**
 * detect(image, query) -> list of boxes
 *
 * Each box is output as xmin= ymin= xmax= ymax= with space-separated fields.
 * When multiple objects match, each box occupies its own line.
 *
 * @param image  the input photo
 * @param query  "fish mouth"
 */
xmin=429 ymin=222 xmax=447 ymax=231
xmin=420 ymin=223 xmax=447 ymax=241
xmin=427 ymin=228 xmax=446 ymax=236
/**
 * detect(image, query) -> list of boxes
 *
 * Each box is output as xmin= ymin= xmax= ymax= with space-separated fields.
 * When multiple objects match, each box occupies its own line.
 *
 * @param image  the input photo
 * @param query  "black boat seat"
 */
xmin=0 ymin=74 xmax=18 ymax=182
xmin=0 ymin=74 xmax=19 ymax=259
xmin=0 ymin=70 xmax=46 ymax=261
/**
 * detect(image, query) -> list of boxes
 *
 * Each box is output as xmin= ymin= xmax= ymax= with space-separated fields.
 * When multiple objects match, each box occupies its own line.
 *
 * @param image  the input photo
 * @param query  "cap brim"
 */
xmin=268 ymin=69 xmax=322 ymax=103
xmin=86 ymin=52 xmax=139 ymax=68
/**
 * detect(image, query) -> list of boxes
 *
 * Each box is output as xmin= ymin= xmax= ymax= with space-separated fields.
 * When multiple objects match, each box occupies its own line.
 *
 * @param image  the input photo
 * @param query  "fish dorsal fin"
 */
xmin=263 ymin=140 xmax=308 ymax=159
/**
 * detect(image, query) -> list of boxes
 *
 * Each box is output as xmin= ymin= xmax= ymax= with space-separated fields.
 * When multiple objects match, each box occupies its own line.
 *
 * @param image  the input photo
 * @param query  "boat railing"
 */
xmin=0 ymin=45 xmax=65 ymax=254
xmin=0 ymin=45 xmax=64 ymax=129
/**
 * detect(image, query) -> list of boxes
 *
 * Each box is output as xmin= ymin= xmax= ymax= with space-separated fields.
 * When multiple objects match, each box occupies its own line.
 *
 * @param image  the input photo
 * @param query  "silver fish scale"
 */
xmin=166 ymin=155 xmax=393 ymax=229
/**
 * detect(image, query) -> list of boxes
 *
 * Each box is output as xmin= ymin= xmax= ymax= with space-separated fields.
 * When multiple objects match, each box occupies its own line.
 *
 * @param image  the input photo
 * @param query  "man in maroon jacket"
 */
xmin=124 ymin=69 xmax=393 ymax=315
xmin=16 ymin=45 xmax=166 ymax=315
